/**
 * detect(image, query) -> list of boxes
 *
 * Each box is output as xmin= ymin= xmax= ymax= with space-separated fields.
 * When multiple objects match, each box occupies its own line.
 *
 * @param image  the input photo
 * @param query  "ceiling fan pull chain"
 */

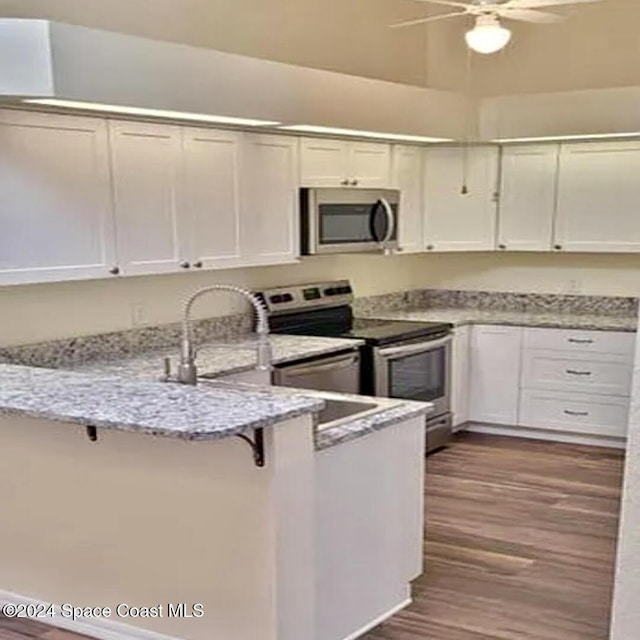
xmin=461 ymin=45 xmax=473 ymax=196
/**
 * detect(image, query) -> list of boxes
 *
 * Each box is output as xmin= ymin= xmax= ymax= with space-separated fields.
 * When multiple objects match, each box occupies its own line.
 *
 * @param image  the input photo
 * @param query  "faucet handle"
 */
xmin=161 ymin=356 xmax=172 ymax=382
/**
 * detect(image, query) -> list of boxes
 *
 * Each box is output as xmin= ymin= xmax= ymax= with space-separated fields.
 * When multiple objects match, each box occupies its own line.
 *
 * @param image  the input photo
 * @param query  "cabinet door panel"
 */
xmin=300 ymin=137 xmax=348 ymax=187
xmin=469 ymin=325 xmax=523 ymax=425
xmin=241 ymin=134 xmax=299 ymax=266
xmin=182 ymin=128 xmax=242 ymax=269
xmin=0 ymin=110 xmax=116 ymax=284
xmin=391 ymin=145 xmax=423 ymax=253
xmin=110 ymin=122 xmax=185 ymax=275
xmin=555 ymin=141 xmax=640 ymax=252
xmin=451 ymin=325 xmax=471 ymax=428
xmin=498 ymin=145 xmax=557 ymax=252
xmin=348 ymin=141 xmax=391 ymax=188
xmin=519 ymin=389 xmax=628 ymax=438
xmin=424 ymin=146 xmax=499 ymax=251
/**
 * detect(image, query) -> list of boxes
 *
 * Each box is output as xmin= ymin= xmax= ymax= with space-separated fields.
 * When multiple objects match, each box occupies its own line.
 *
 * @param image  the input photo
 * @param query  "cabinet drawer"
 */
xmin=519 ymin=389 xmax=629 ymax=438
xmin=523 ymin=328 xmax=635 ymax=358
xmin=521 ymin=350 xmax=633 ymax=396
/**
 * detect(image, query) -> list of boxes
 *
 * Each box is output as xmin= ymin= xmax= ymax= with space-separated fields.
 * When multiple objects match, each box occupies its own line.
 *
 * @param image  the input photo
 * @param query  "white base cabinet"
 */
xmin=451 ymin=325 xmax=471 ymax=429
xmin=316 ymin=418 xmax=424 ymax=640
xmin=465 ymin=325 xmax=633 ymax=442
xmin=468 ymin=325 xmax=523 ymax=425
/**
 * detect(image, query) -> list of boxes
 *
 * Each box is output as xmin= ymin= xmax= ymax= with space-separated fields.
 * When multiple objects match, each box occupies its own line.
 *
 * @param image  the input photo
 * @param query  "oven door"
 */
xmin=306 ymin=189 xmax=398 ymax=254
xmin=373 ymin=335 xmax=451 ymax=416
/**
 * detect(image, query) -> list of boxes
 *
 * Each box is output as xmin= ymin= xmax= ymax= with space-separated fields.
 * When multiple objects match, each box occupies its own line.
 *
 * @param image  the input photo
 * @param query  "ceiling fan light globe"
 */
xmin=465 ymin=23 xmax=512 ymax=54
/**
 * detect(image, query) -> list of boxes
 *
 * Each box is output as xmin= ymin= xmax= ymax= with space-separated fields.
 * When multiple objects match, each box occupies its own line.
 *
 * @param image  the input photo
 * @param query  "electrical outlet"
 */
xmin=131 ymin=303 xmax=147 ymax=327
xmin=567 ymin=279 xmax=583 ymax=294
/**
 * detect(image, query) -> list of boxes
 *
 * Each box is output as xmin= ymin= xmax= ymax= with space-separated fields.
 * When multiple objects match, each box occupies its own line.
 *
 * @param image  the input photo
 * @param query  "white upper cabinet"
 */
xmin=181 ymin=127 xmax=243 ymax=270
xmin=299 ymin=137 xmax=391 ymax=188
xmin=109 ymin=121 xmax=186 ymax=275
xmin=0 ymin=110 xmax=116 ymax=285
xmin=469 ymin=325 xmax=523 ymax=425
xmin=423 ymin=146 xmax=499 ymax=252
xmin=555 ymin=141 xmax=640 ymax=253
xmin=240 ymin=134 xmax=300 ymax=266
xmin=391 ymin=145 xmax=423 ymax=253
xmin=498 ymin=145 xmax=558 ymax=252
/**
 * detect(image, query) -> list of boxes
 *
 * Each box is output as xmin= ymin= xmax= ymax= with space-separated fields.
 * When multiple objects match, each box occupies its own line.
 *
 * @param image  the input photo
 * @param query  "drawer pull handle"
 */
xmin=564 ymin=410 xmax=589 ymax=417
xmin=568 ymin=338 xmax=594 ymax=344
xmin=566 ymin=369 xmax=592 ymax=376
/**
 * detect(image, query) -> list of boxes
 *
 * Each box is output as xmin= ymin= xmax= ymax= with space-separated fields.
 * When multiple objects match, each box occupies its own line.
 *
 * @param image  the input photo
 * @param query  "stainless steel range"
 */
xmin=257 ymin=280 xmax=453 ymax=453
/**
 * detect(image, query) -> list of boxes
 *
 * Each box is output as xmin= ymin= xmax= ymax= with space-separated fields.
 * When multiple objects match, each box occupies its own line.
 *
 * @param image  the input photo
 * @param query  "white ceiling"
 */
xmin=0 ymin=0 xmax=638 ymax=96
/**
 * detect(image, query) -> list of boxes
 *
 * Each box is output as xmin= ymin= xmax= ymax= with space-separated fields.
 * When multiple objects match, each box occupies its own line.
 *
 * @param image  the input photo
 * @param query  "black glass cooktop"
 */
xmin=342 ymin=318 xmax=452 ymax=346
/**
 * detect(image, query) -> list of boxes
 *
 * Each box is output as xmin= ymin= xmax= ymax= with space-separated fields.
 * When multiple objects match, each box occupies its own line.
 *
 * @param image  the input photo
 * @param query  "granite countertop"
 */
xmin=71 ymin=334 xmax=364 ymax=380
xmin=362 ymin=308 xmax=638 ymax=332
xmin=0 ymin=363 xmax=325 ymax=441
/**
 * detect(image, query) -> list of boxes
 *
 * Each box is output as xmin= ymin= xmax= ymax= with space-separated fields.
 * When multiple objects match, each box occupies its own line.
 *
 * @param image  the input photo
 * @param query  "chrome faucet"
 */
xmin=166 ymin=284 xmax=272 ymax=385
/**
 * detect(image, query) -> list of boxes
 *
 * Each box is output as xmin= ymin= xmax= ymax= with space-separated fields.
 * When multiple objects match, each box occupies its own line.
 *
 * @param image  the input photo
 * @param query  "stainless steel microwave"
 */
xmin=300 ymin=188 xmax=400 ymax=255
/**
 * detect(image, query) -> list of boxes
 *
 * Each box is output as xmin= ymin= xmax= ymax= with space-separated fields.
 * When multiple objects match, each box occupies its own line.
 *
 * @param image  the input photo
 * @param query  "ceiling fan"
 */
xmin=391 ymin=0 xmax=601 ymax=54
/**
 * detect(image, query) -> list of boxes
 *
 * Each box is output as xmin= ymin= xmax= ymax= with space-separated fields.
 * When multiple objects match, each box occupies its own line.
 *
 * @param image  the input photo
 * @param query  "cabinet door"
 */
xmin=469 ymin=325 xmax=523 ymax=425
xmin=110 ymin=121 xmax=186 ymax=275
xmin=0 ymin=109 xmax=116 ymax=285
xmin=555 ymin=141 xmax=640 ymax=253
xmin=240 ymin=134 xmax=300 ymax=266
xmin=498 ymin=144 xmax=558 ymax=252
xmin=348 ymin=141 xmax=391 ymax=188
xmin=391 ymin=145 xmax=423 ymax=253
xmin=299 ymin=137 xmax=348 ymax=187
xmin=424 ymin=146 xmax=499 ymax=251
xmin=182 ymin=127 xmax=242 ymax=270
xmin=451 ymin=325 xmax=471 ymax=429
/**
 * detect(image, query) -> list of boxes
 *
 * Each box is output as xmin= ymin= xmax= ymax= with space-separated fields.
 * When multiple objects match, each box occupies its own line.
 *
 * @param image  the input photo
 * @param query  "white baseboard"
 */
xmin=464 ymin=422 xmax=627 ymax=450
xmin=0 ymin=590 xmax=181 ymax=640
xmin=341 ymin=597 xmax=411 ymax=640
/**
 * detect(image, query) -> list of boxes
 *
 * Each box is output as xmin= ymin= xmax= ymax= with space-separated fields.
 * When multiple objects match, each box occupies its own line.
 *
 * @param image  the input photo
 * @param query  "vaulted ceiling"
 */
xmin=1 ymin=0 xmax=639 ymax=96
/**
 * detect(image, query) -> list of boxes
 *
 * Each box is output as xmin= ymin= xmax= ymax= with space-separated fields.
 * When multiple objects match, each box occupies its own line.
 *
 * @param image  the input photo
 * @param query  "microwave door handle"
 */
xmin=378 ymin=335 xmax=452 ymax=358
xmin=380 ymin=198 xmax=395 ymax=246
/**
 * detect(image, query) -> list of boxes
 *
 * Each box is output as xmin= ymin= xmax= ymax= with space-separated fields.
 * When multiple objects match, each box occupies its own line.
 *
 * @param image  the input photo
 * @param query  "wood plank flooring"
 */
xmin=0 ymin=433 xmax=624 ymax=640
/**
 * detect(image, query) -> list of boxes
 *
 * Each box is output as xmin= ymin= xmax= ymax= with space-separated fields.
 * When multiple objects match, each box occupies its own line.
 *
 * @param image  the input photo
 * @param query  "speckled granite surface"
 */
xmin=70 ymin=334 xmax=364 ymax=380
xmin=0 ymin=364 xmax=324 ymax=441
xmin=354 ymin=289 xmax=638 ymax=318
xmin=361 ymin=308 xmax=638 ymax=332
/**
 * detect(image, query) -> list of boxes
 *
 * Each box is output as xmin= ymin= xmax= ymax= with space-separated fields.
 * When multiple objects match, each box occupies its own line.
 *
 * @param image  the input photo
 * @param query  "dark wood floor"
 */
xmin=0 ymin=433 xmax=625 ymax=640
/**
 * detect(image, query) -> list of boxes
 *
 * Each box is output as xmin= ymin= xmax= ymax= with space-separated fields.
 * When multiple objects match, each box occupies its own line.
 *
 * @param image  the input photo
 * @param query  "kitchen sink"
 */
xmin=315 ymin=398 xmax=380 ymax=426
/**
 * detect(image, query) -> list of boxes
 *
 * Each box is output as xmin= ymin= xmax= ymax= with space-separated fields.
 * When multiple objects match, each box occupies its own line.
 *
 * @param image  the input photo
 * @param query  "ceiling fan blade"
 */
xmin=411 ymin=0 xmax=474 ymax=8
xmin=390 ymin=11 xmax=468 ymax=28
xmin=501 ymin=7 xmax=565 ymax=22
xmin=502 ymin=0 xmax=599 ymax=8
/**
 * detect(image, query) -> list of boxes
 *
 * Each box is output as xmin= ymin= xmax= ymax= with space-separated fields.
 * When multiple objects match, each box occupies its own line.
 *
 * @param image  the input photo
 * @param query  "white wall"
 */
xmin=610 ymin=312 xmax=640 ymax=639
xmin=2 ymin=252 xmax=640 ymax=347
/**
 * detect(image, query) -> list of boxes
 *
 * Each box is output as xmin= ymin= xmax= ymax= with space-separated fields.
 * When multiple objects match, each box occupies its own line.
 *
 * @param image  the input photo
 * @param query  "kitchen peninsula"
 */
xmin=0 ymin=359 xmax=430 ymax=640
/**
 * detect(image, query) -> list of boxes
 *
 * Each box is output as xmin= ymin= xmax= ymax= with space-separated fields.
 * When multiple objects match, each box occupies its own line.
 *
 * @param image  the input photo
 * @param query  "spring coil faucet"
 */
xmin=167 ymin=284 xmax=272 ymax=385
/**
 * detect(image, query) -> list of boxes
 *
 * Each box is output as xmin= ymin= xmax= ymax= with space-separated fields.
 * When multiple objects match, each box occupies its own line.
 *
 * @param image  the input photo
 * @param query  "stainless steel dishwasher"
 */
xmin=272 ymin=349 xmax=360 ymax=394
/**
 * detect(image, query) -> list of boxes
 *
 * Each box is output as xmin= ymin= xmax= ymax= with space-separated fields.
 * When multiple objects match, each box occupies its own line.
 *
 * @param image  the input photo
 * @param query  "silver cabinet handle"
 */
xmin=108 ymin=266 xmax=120 ymax=275
xmin=568 ymin=338 xmax=594 ymax=344
xmin=180 ymin=261 xmax=191 ymax=269
xmin=351 ymin=179 xmax=359 ymax=186
xmin=566 ymin=369 xmax=592 ymax=376
xmin=564 ymin=410 xmax=589 ymax=417
xmin=340 ymin=179 xmax=349 ymax=186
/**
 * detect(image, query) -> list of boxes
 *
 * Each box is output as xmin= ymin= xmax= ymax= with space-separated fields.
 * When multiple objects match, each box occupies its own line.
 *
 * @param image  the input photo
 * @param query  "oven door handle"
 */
xmin=377 ymin=335 xmax=452 ymax=359
xmin=278 ymin=353 xmax=360 ymax=377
